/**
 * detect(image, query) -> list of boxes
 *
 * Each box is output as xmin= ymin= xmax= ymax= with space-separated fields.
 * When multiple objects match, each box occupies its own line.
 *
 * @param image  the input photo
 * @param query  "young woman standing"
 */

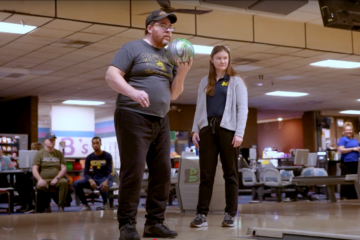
xmin=191 ymin=45 xmax=248 ymax=227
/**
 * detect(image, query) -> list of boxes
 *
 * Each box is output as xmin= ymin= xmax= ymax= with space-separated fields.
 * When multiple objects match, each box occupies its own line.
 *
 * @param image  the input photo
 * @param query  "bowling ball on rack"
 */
xmin=166 ymin=38 xmax=194 ymax=66
xmin=73 ymin=162 xmax=82 ymax=170
xmin=67 ymin=175 xmax=73 ymax=184
xmin=73 ymin=175 xmax=82 ymax=182
xmin=66 ymin=162 xmax=73 ymax=171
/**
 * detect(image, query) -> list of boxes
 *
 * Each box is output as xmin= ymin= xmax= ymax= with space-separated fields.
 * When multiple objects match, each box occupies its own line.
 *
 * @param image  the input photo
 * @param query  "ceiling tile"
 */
xmin=289 ymin=49 xmax=324 ymax=57
xmin=66 ymin=32 xmax=108 ymax=42
xmin=29 ymin=28 xmax=74 ymax=39
xmin=15 ymin=35 xmax=56 ymax=45
xmin=81 ymin=25 xmax=128 ymax=36
xmin=4 ymin=14 xmax=53 ymax=26
xmin=42 ymin=19 xmax=91 ymax=31
xmin=187 ymin=36 xmax=223 ymax=46
xmin=0 ymin=12 xmax=11 ymax=21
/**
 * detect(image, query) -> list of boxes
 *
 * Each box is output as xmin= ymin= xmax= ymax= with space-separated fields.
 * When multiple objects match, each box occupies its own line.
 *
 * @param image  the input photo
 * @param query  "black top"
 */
xmin=84 ymin=151 xmax=113 ymax=181
xmin=206 ymin=74 xmax=229 ymax=118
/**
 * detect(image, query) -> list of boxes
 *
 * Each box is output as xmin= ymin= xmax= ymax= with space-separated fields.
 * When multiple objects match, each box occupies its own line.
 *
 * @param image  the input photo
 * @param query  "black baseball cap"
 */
xmin=45 ymin=133 xmax=57 ymax=140
xmin=146 ymin=10 xmax=177 ymax=27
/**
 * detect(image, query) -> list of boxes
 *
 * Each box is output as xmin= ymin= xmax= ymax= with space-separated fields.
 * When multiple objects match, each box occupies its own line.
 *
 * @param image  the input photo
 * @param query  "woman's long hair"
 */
xmin=206 ymin=45 xmax=243 ymax=96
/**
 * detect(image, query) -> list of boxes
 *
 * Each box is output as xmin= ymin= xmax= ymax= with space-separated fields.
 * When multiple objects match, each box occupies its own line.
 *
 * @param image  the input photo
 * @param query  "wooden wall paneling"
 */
xmin=352 ymin=31 xmax=360 ymax=55
xmin=131 ymin=0 xmax=196 ymax=35
xmin=257 ymin=118 xmax=303 ymax=157
xmin=306 ymin=23 xmax=353 ymax=53
xmin=0 ymin=1 xmax=55 ymax=17
xmin=242 ymin=108 xmax=257 ymax=148
xmin=196 ymin=9 xmax=253 ymax=41
xmin=57 ymin=0 xmax=130 ymax=26
xmin=254 ymin=16 xmax=305 ymax=48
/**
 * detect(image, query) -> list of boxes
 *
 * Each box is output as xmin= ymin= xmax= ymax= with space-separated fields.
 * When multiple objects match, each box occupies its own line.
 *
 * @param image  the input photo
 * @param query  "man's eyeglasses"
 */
xmin=153 ymin=23 xmax=175 ymax=32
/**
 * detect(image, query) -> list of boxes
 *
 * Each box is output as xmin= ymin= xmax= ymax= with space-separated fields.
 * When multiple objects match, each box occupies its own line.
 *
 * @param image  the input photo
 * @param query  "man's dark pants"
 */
xmin=73 ymin=176 xmax=114 ymax=204
xmin=115 ymin=109 xmax=171 ymax=228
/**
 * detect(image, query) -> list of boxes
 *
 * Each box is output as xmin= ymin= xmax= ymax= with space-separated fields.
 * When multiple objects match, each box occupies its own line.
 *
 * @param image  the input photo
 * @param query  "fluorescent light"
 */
xmin=278 ymin=118 xmax=283 ymax=121
xmin=0 ymin=22 xmax=37 ymax=34
xmin=276 ymin=75 xmax=305 ymax=80
xmin=339 ymin=110 xmax=360 ymax=115
xmin=310 ymin=60 xmax=360 ymax=69
xmin=63 ymin=100 xmax=105 ymax=106
xmin=233 ymin=65 xmax=263 ymax=72
xmin=257 ymin=83 xmax=263 ymax=86
xmin=193 ymin=45 xmax=213 ymax=54
xmin=266 ymin=91 xmax=308 ymax=97
xmin=165 ymin=44 xmax=213 ymax=55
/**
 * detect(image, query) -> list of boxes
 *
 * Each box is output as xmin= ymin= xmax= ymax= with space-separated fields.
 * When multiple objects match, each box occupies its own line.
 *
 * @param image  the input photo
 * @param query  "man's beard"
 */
xmin=161 ymin=37 xmax=170 ymax=47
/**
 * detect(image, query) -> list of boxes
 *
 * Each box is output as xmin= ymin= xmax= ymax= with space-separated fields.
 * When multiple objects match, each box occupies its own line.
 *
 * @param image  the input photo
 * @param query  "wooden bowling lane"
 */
xmin=1 ymin=201 xmax=360 ymax=240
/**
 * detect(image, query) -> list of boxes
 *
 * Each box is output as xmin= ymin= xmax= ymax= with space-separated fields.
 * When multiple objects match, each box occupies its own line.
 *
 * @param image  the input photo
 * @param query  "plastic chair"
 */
xmin=108 ymin=171 xmax=119 ymax=208
xmin=241 ymin=168 xmax=265 ymax=202
xmin=0 ymin=188 xmax=14 ymax=215
xmin=263 ymin=168 xmax=295 ymax=202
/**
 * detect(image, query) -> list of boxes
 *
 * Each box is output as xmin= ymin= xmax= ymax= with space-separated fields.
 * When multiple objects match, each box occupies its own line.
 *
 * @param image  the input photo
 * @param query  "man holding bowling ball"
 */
xmin=106 ymin=9 xmax=192 ymax=240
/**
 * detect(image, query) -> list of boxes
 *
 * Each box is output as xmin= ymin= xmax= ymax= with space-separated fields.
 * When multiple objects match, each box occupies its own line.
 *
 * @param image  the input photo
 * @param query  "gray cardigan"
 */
xmin=192 ymin=75 xmax=248 ymax=137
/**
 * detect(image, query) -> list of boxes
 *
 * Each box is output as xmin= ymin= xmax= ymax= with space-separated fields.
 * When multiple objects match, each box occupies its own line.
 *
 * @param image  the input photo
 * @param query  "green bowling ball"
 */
xmin=66 ymin=162 xmax=73 ymax=171
xmin=166 ymin=38 xmax=194 ymax=66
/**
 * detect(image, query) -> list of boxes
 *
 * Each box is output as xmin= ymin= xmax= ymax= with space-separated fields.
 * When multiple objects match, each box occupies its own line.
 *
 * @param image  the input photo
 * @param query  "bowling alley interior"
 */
xmin=1 ymin=1 xmax=360 ymax=240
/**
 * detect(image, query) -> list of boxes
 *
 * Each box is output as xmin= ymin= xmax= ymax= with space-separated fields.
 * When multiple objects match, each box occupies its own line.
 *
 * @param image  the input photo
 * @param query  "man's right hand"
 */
xmin=89 ymin=179 xmax=97 ymax=189
xmin=37 ymin=179 xmax=46 ymax=187
xmin=129 ymin=89 xmax=150 ymax=108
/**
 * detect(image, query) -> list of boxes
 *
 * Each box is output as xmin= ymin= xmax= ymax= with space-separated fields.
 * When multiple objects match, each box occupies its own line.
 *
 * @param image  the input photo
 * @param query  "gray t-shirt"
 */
xmin=111 ymin=39 xmax=176 ymax=117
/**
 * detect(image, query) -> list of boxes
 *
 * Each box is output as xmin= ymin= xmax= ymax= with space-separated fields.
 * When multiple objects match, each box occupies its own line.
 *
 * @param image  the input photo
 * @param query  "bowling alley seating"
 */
xmin=0 ymin=187 xmax=14 ymax=214
xmin=300 ymin=167 xmax=329 ymax=200
xmin=240 ymin=168 xmax=267 ymax=202
xmin=263 ymin=168 xmax=298 ymax=202
xmin=107 ymin=171 xmax=119 ymax=208
xmin=82 ymin=171 xmax=119 ymax=209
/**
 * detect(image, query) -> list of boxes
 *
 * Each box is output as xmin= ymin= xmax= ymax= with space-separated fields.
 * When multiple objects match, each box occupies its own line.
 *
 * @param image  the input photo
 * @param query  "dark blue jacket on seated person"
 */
xmin=84 ymin=151 xmax=113 ymax=181
xmin=338 ymin=136 xmax=360 ymax=162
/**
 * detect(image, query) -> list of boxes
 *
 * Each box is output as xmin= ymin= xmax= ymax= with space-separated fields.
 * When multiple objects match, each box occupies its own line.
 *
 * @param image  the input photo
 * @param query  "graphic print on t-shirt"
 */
xmin=142 ymin=53 xmax=172 ymax=78
xmin=90 ymin=160 xmax=107 ymax=169
xmin=42 ymin=157 xmax=60 ymax=162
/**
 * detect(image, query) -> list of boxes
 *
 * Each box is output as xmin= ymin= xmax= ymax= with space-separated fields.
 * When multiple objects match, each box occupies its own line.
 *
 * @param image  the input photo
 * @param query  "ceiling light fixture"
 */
xmin=63 ymin=100 xmax=105 ymax=106
xmin=276 ymin=75 xmax=305 ymax=80
xmin=257 ymin=83 xmax=263 ymax=86
xmin=193 ymin=45 xmax=213 ymax=54
xmin=339 ymin=110 xmax=360 ymax=115
xmin=266 ymin=91 xmax=308 ymax=97
xmin=278 ymin=118 xmax=283 ymax=121
xmin=0 ymin=22 xmax=37 ymax=34
xmin=233 ymin=65 xmax=263 ymax=72
xmin=165 ymin=44 xmax=213 ymax=54
xmin=310 ymin=60 xmax=360 ymax=69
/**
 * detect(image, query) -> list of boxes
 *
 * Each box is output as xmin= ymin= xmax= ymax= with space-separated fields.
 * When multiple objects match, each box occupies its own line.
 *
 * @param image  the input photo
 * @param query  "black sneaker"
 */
xmin=222 ymin=213 xmax=235 ymax=227
xmin=143 ymin=222 xmax=178 ymax=238
xmin=119 ymin=223 xmax=140 ymax=240
xmin=190 ymin=214 xmax=208 ymax=228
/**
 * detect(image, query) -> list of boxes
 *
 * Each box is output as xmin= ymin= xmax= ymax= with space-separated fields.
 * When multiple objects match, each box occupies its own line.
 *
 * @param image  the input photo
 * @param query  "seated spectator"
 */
xmin=31 ymin=142 xmax=44 ymax=151
xmin=73 ymin=137 xmax=113 ymax=211
xmin=32 ymin=133 xmax=68 ymax=212
xmin=15 ymin=142 xmax=44 ymax=213
xmin=0 ymin=148 xmax=15 ymax=187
